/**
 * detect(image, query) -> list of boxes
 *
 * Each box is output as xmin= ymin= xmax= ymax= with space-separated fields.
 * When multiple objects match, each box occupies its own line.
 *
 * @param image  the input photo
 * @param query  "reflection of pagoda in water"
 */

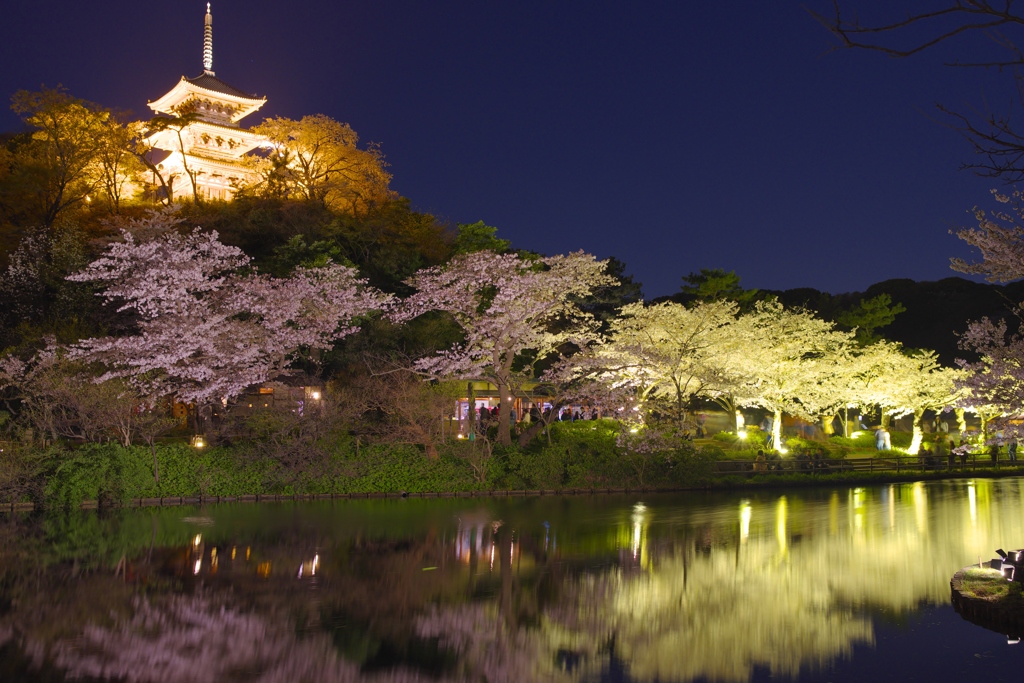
xmin=146 ymin=4 xmax=267 ymax=201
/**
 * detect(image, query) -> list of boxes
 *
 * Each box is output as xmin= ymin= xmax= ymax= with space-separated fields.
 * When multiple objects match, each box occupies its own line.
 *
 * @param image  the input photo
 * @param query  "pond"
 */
xmin=3 ymin=478 xmax=1024 ymax=682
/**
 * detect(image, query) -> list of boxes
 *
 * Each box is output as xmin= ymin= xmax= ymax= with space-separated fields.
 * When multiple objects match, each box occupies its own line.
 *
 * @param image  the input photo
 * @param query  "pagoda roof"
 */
xmin=149 ymin=74 xmax=266 ymax=124
xmin=185 ymin=72 xmax=259 ymax=100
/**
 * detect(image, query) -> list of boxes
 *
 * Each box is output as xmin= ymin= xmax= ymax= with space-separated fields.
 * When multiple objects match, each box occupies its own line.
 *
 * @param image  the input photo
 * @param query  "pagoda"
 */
xmin=146 ymin=4 xmax=267 ymax=201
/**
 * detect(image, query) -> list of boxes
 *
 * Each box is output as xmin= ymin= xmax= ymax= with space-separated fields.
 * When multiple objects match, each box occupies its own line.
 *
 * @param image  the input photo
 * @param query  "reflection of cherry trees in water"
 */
xmin=8 ymin=480 xmax=1024 ymax=682
xmin=419 ymin=480 xmax=1024 ymax=682
xmin=43 ymin=594 xmax=433 ymax=683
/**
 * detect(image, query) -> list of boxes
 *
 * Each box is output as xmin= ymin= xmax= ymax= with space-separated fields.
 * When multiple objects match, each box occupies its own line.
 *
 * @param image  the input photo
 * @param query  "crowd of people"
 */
xmin=472 ymin=403 xmax=602 ymax=426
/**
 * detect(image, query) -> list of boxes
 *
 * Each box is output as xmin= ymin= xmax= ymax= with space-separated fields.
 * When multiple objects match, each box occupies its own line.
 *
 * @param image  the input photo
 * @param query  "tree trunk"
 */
xmin=881 ymin=411 xmax=890 ymax=430
xmin=675 ymin=381 xmax=685 ymax=432
xmin=497 ymin=382 xmax=512 ymax=446
xmin=772 ymin=409 xmax=783 ymax=453
xmin=151 ymin=441 xmax=160 ymax=486
xmin=821 ymin=414 xmax=836 ymax=436
xmin=734 ymin=410 xmax=745 ymax=434
xmin=467 ymin=382 xmax=476 ymax=436
xmin=909 ymin=407 xmax=925 ymax=455
xmin=517 ymin=420 xmax=547 ymax=448
xmin=955 ymin=408 xmax=967 ymax=436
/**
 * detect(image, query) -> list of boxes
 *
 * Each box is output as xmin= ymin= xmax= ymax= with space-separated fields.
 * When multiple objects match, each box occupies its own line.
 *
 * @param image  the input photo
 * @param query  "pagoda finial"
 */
xmin=203 ymin=3 xmax=214 ymax=75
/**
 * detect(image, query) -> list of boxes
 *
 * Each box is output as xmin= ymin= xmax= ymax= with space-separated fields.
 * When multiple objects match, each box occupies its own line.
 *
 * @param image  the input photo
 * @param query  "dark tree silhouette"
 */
xmin=812 ymin=1 xmax=1024 ymax=181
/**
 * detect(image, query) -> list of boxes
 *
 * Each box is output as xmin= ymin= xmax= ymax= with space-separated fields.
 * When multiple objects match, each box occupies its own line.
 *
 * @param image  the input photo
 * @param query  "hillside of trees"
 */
xmin=4 ymin=85 xmax=1024 ymax=504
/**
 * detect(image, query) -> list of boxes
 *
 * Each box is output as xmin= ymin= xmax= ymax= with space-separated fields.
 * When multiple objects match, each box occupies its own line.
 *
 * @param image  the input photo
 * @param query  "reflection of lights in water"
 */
xmin=35 ymin=479 xmax=1024 ymax=683
xmin=632 ymin=503 xmax=647 ymax=559
xmin=231 ymin=546 xmax=236 ymax=560
xmin=969 ymin=481 xmax=977 ymax=525
xmin=776 ymin=496 xmax=788 ymax=554
xmin=853 ymin=488 xmax=865 ymax=531
xmin=853 ymin=488 xmax=865 ymax=508
xmin=490 ymin=542 xmax=495 ymax=571
xmin=297 ymin=555 xmax=319 ymax=579
xmin=193 ymin=534 xmax=202 ymax=547
xmin=245 ymin=546 xmax=251 ymax=561
xmin=193 ymin=559 xmax=201 ymax=575
xmin=913 ymin=482 xmax=927 ymax=534
xmin=888 ymin=485 xmax=896 ymax=530
xmin=210 ymin=547 xmax=218 ymax=571
xmin=454 ymin=522 xmax=492 ymax=564
xmin=256 ymin=562 xmax=271 ymax=578
xmin=740 ymin=500 xmax=751 ymax=542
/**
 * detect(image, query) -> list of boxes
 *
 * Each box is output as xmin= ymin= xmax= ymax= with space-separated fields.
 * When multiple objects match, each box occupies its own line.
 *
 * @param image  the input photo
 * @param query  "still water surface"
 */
xmin=3 ymin=479 xmax=1024 ymax=682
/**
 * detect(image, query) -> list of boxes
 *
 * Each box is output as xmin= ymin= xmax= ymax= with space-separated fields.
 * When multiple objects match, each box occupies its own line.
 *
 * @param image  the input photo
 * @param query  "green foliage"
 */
xmin=784 ymin=437 xmax=850 ymax=459
xmin=43 ymin=443 xmax=275 ymax=507
xmin=269 ymin=234 xmax=355 ymax=274
xmin=323 ymin=199 xmax=453 ymax=293
xmin=452 ymin=220 xmax=511 ymax=255
xmin=345 ymin=444 xmax=479 ymax=493
xmin=0 ymin=442 xmax=48 ymax=503
xmin=829 ymin=430 xmax=915 ymax=449
xmin=0 ymin=221 xmax=108 ymax=351
xmin=678 ymin=268 xmax=761 ymax=312
xmin=490 ymin=421 xmax=713 ymax=489
xmin=826 ymin=432 xmax=877 ymax=449
xmin=575 ymin=256 xmax=644 ymax=330
xmin=714 ymin=430 xmax=768 ymax=449
xmin=835 ymin=294 xmax=906 ymax=345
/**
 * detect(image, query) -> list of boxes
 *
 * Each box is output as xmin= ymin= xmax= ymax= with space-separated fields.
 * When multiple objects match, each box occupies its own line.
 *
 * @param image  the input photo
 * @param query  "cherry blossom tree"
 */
xmin=951 ymin=191 xmax=1024 ymax=443
xmin=956 ymin=314 xmax=1024 ymax=444
xmin=560 ymin=299 xmax=742 ymax=431
xmin=730 ymin=301 xmax=854 ymax=450
xmin=394 ymin=250 xmax=613 ymax=445
xmin=67 ymin=210 xmax=387 ymax=427
xmin=881 ymin=351 xmax=962 ymax=455
xmin=842 ymin=340 xmax=917 ymax=431
xmin=951 ymin=189 xmax=1024 ymax=282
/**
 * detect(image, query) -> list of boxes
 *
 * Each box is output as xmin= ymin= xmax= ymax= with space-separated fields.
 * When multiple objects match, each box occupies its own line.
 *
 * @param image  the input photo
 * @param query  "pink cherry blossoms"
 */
xmin=951 ymin=189 xmax=1024 ymax=283
xmin=68 ymin=212 xmax=388 ymax=405
xmin=952 ymin=191 xmax=1024 ymax=439
xmin=393 ymin=250 xmax=613 ymax=444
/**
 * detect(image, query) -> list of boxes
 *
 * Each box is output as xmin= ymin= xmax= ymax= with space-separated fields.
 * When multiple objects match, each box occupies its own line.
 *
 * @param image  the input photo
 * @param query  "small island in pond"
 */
xmin=951 ymin=550 xmax=1024 ymax=639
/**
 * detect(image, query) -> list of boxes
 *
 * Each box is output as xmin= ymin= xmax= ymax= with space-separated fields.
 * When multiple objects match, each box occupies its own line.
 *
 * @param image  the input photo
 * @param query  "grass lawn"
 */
xmin=961 ymin=567 xmax=1013 ymax=601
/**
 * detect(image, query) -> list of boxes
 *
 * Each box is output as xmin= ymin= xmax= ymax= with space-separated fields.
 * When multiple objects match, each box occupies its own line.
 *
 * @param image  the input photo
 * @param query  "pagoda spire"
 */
xmin=203 ymin=3 xmax=214 ymax=75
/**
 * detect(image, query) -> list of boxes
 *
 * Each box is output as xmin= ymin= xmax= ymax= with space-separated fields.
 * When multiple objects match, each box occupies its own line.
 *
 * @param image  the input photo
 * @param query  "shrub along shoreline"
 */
xmin=2 ymin=419 xmax=1020 ymax=511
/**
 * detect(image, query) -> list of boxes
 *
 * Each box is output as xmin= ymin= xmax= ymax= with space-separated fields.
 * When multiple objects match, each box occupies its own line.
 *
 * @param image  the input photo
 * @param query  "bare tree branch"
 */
xmin=811 ymin=1 xmax=1024 ymax=181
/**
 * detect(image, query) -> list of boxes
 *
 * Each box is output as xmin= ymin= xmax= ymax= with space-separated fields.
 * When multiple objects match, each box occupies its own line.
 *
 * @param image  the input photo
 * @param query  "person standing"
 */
xmin=1009 ymin=439 xmax=1018 ymax=463
xmin=875 ymin=426 xmax=887 ymax=451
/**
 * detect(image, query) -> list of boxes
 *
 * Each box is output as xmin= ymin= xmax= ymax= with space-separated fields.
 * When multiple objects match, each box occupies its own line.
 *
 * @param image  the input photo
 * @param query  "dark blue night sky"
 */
xmin=0 ymin=1 xmax=1006 ymax=297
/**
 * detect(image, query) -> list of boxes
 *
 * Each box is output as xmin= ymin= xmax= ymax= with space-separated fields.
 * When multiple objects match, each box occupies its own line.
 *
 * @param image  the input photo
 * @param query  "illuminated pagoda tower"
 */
xmin=146 ymin=3 xmax=266 ymax=201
